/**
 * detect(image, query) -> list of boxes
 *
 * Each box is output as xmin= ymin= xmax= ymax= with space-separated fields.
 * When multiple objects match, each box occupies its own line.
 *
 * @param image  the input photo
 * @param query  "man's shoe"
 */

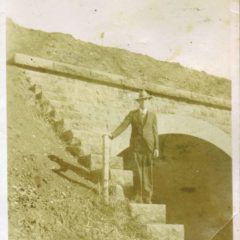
xmin=143 ymin=198 xmax=152 ymax=204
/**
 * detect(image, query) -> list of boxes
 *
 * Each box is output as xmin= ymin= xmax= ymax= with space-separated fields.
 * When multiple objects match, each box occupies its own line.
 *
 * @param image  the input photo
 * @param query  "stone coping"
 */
xmin=13 ymin=53 xmax=231 ymax=110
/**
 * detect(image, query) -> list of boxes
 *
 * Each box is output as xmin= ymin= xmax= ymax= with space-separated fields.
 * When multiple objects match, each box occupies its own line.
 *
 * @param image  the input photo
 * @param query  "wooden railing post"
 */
xmin=102 ymin=134 xmax=110 ymax=204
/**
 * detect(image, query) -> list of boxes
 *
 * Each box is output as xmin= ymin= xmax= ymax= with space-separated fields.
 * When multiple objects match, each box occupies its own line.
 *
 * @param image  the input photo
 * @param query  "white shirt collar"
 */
xmin=139 ymin=108 xmax=148 ymax=115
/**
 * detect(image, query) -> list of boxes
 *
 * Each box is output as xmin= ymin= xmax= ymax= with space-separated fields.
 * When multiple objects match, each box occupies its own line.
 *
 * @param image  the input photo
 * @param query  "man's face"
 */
xmin=137 ymin=98 xmax=149 ymax=109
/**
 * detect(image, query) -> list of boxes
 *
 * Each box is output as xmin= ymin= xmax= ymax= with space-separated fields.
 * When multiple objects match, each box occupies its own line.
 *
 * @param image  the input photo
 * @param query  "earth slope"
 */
xmin=7 ymin=18 xmax=230 ymax=99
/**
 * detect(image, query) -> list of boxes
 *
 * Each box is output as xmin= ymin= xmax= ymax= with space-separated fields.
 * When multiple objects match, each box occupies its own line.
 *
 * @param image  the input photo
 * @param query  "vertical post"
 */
xmin=102 ymin=134 xmax=110 ymax=204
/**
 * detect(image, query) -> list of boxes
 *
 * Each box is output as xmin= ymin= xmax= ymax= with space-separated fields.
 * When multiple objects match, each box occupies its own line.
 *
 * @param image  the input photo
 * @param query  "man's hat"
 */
xmin=136 ymin=89 xmax=152 ymax=101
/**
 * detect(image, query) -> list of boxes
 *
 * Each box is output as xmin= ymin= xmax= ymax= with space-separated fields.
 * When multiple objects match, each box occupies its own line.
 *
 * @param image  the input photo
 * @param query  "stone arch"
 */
xmin=111 ymin=113 xmax=231 ymax=157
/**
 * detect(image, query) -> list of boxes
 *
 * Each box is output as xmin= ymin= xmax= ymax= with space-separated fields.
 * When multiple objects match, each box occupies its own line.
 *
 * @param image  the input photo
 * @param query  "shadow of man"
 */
xmin=48 ymin=154 xmax=98 ymax=193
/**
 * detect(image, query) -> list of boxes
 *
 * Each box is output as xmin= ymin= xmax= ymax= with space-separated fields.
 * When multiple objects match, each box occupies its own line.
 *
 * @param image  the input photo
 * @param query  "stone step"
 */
xmin=110 ymin=169 xmax=133 ymax=188
xmin=147 ymin=224 xmax=184 ymax=240
xmin=71 ymin=129 xmax=102 ymax=154
xmin=65 ymin=130 xmax=124 ymax=170
xmin=77 ymin=154 xmax=124 ymax=171
xmin=129 ymin=203 xmax=166 ymax=224
xmin=110 ymin=156 xmax=124 ymax=170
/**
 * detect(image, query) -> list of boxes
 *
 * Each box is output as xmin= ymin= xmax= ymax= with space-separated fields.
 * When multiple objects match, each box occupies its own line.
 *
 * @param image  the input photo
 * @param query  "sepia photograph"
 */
xmin=0 ymin=0 xmax=239 ymax=240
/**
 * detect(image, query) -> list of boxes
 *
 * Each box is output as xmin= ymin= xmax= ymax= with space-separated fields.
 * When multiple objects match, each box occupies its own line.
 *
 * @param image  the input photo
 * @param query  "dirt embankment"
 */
xmin=7 ymin=18 xmax=230 ymax=99
xmin=7 ymin=66 xmax=153 ymax=240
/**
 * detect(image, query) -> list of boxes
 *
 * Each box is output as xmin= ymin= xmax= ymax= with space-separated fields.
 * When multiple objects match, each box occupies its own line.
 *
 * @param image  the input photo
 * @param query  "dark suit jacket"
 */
xmin=111 ymin=109 xmax=159 ymax=153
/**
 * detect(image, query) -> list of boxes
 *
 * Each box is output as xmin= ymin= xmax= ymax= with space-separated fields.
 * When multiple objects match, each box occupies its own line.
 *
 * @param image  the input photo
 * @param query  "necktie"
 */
xmin=140 ymin=111 xmax=145 ymax=124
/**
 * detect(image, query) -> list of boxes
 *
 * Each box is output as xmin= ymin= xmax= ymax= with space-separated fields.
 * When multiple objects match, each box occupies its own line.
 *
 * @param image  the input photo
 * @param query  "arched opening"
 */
xmin=121 ymin=134 xmax=232 ymax=240
xmin=154 ymin=134 xmax=232 ymax=240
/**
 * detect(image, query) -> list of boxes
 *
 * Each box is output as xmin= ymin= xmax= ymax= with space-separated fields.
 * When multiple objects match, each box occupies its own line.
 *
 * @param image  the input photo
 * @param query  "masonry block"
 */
xmin=29 ymin=83 xmax=42 ymax=94
xmin=29 ymin=83 xmax=36 ymax=92
xmin=45 ymin=105 xmax=56 ymax=119
xmin=87 ymin=154 xmax=124 ymax=171
xmin=78 ymin=154 xmax=91 ymax=169
xmin=87 ymin=154 xmax=101 ymax=170
xmin=110 ymin=156 xmax=124 ymax=169
xmin=60 ymin=130 xmax=73 ymax=143
xmin=52 ymin=118 xmax=65 ymax=134
xmin=71 ymin=137 xmax=81 ymax=146
xmin=129 ymin=203 xmax=166 ymax=224
xmin=35 ymin=91 xmax=42 ymax=100
xmin=71 ymin=129 xmax=101 ymax=154
xmin=39 ymin=98 xmax=51 ymax=113
xmin=110 ymin=169 xmax=133 ymax=188
xmin=89 ymin=169 xmax=102 ymax=183
xmin=147 ymin=224 xmax=184 ymax=240
xmin=65 ymin=145 xmax=81 ymax=158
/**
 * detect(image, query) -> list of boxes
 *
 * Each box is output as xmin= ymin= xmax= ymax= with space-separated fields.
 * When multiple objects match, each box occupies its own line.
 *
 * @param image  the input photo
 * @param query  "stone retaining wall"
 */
xmin=22 ymin=71 xmax=230 ymax=154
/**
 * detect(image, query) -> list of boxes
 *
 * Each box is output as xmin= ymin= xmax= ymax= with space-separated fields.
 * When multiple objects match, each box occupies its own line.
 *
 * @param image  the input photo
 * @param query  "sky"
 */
xmin=6 ymin=0 xmax=239 ymax=79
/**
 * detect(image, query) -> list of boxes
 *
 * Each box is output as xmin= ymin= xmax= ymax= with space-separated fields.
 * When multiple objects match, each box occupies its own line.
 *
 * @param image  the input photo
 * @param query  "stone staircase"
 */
xmin=18 ymin=63 xmax=184 ymax=240
xmin=109 ymin=161 xmax=184 ymax=240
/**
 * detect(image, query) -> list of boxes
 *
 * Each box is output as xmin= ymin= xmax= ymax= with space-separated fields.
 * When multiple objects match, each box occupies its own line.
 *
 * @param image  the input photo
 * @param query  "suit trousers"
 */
xmin=132 ymin=150 xmax=153 ymax=201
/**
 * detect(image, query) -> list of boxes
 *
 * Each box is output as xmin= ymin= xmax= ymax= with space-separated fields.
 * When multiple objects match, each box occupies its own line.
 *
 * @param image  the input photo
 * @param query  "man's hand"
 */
xmin=105 ymin=133 xmax=113 ymax=140
xmin=153 ymin=149 xmax=159 ymax=158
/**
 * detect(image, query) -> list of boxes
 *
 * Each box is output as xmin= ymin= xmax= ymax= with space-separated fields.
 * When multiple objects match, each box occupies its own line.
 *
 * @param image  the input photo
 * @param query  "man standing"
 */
xmin=109 ymin=90 xmax=159 ymax=204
